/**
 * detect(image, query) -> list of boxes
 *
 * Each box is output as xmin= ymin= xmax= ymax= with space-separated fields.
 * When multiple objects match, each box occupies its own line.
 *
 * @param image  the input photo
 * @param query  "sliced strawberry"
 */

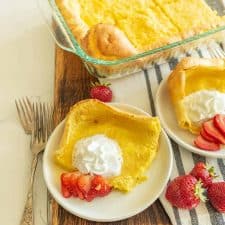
xmin=61 ymin=173 xmax=72 ymax=187
xmin=98 ymin=185 xmax=112 ymax=197
xmin=86 ymin=189 xmax=97 ymax=202
xmin=77 ymin=175 xmax=92 ymax=193
xmin=203 ymin=119 xmax=225 ymax=144
xmin=77 ymin=175 xmax=92 ymax=200
xmin=91 ymin=175 xmax=112 ymax=197
xmin=75 ymin=185 xmax=85 ymax=200
xmin=61 ymin=184 xmax=72 ymax=198
xmin=60 ymin=173 xmax=112 ymax=201
xmin=61 ymin=173 xmax=73 ymax=195
xmin=200 ymin=128 xmax=219 ymax=143
xmin=70 ymin=172 xmax=81 ymax=197
xmin=214 ymin=114 xmax=225 ymax=136
xmin=61 ymin=171 xmax=81 ymax=198
xmin=194 ymin=135 xmax=220 ymax=151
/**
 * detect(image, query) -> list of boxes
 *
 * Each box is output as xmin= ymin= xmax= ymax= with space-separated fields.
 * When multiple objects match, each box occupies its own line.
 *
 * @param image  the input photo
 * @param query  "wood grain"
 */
xmin=52 ymin=46 xmax=172 ymax=225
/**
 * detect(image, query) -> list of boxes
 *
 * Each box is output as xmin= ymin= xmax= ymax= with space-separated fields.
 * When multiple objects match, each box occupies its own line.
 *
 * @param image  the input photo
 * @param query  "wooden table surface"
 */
xmin=52 ymin=46 xmax=172 ymax=225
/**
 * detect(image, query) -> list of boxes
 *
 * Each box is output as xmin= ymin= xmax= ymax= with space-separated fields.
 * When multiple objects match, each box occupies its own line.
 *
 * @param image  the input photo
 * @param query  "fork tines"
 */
xmin=32 ymin=102 xmax=53 ymax=144
xmin=15 ymin=97 xmax=33 ymax=134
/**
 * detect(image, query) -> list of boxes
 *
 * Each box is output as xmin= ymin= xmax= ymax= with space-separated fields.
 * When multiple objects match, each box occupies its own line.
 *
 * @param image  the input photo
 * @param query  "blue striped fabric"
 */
xmin=106 ymin=45 xmax=225 ymax=225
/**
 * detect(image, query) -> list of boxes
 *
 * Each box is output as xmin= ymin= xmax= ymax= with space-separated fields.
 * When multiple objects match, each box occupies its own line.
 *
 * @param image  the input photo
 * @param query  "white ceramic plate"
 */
xmin=155 ymin=78 xmax=225 ymax=158
xmin=43 ymin=103 xmax=173 ymax=222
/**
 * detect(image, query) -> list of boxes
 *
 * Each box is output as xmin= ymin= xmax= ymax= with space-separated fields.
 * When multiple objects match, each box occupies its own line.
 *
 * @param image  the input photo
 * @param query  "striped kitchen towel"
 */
xmin=104 ymin=44 xmax=225 ymax=225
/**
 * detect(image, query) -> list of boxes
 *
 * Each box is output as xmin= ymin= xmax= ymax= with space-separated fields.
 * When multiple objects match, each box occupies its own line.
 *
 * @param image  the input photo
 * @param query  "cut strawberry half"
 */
xmin=194 ymin=135 xmax=220 ymax=151
xmin=61 ymin=173 xmax=73 ymax=198
xmin=203 ymin=119 xmax=225 ymax=144
xmin=91 ymin=175 xmax=112 ymax=197
xmin=70 ymin=172 xmax=81 ymax=197
xmin=61 ymin=185 xmax=72 ymax=198
xmin=61 ymin=172 xmax=72 ymax=187
xmin=200 ymin=128 xmax=219 ymax=143
xmin=214 ymin=114 xmax=225 ymax=136
xmin=61 ymin=171 xmax=81 ymax=198
xmin=85 ymin=189 xmax=97 ymax=202
xmin=60 ymin=173 xmax=112 ymax=201
xmin=75 ymin=186 xmax=85 ymax=200
xmin=77 ymin=175 xmax=92 ymax=197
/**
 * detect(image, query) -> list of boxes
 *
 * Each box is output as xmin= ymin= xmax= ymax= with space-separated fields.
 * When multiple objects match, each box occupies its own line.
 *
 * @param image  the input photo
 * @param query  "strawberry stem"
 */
xmin=195 ymin=180 xmax=207 ymax=202
xmin=206 ymin=164 xmax=218 ymax=178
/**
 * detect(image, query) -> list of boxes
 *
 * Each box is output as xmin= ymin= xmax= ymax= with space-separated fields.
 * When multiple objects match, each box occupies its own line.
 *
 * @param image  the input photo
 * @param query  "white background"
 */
xmin=0 ymin=0 xmax=55 ymax=224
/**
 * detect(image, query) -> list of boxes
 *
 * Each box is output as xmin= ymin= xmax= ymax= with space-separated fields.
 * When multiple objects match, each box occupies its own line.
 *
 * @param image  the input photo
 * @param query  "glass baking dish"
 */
xmin=38 ymin=0 xmax=225 ymax=79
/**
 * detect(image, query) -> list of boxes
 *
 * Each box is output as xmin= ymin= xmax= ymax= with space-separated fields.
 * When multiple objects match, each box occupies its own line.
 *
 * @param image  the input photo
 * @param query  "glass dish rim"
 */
xmin=49 ymin=0 xmax=225 ymax=66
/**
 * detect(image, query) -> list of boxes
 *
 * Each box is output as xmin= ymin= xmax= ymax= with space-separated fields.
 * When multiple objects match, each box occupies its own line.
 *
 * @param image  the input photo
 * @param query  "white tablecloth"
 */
xmin=0 ymin=1 xmax=54 ymax=224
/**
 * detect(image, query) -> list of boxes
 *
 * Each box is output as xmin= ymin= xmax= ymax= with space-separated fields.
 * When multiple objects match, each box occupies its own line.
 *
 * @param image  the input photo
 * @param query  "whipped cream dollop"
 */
xmin=182 ymin=90 xmax=225 ymax=123
xmin=72 ymin=134 xmax=123 ymax=177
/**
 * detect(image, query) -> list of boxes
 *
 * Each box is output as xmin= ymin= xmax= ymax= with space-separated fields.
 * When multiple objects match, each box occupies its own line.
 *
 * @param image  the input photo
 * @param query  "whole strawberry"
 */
xmin=208 ymin=182 xmax=225 ymax=213
xmin=165 ymin=175 xmax=206 ymax=209
xmin=190 ymin=162 xmax=217 ymax=188
xmin=90 ymin=82 xmax=112 ymax=102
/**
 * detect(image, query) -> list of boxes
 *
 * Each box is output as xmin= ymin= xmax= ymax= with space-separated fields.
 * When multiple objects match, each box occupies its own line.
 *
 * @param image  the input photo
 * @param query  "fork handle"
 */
xmin=20 ymin=155 xmax=38 ymax=225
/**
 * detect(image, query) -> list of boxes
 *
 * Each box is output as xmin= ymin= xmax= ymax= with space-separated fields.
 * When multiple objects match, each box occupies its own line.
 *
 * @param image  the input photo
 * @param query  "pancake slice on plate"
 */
xmin=55 ymin=99 xmax=161 ymax=192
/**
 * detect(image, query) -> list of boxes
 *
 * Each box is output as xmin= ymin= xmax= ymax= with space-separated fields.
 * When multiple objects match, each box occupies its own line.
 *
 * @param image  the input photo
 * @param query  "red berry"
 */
xmin=200 ymin=128 xmax=219 ymax=143
xmin=165 ymin=175 xmax=206 ymax=209
xmin=60 ymin=171 xmax=81 ymax=198
xmin=85 ymin=189 xmax=97 ymax=202
xmin=203 ymin=119 xmax=225 ymax=144
xmin=70 ymin=172 xmax=81 ymax=197
xmin=214 ymin=114 xmax=225 ymax=135
xmin=60 ymin=172 xmax=112 ymax=201
xmin=77 ymin=175 xmax=92 ymax=199
xmin=91 ymin=175 xmax=112 ymax=197
xmin=61 ymin=185 xmax=72 ymax=198
xmin=208 ymin=182 xmax=225 ymax=213
xmin=61 ymin=172 xmax=72 ymax=186
xmin=194 ymin=135 xmax=220 ymax=151
xmin=190 ymin=162 xmax=216 ymax=188
xmin=90 ymin=83 xmax=112 ymax=102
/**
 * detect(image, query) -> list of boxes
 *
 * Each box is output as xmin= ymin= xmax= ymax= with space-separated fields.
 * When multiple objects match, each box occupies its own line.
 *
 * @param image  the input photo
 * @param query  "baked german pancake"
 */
xmin=167 ymin=57 xmax=225 ymax=134
xmin=55 ymin=99 xmax=161 ymax=192
xmin=55 ymin=0 xmax=225 ymax=60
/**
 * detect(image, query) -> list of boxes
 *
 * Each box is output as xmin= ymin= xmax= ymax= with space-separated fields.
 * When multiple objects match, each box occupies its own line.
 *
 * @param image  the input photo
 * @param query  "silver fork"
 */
xmin=15 ymin=97 xmax=33 ymax=134
xmin=19 ymin=102 xmax=53 ymax=225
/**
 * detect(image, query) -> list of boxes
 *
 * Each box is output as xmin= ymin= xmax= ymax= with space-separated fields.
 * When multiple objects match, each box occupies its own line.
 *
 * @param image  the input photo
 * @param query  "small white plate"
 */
xmin=155 ymin=78 xmax=225 ymax=158
xmin=43 ymin=103 xmax=173 ymax=222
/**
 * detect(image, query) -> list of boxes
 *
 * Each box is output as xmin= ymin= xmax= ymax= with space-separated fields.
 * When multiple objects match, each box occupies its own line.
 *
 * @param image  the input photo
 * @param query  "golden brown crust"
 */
xmin=81 ymin=24 xmax=144 ymax=76
xmin=68 ymin=99 xmax=154 ymax=120
xmin=82 ymin=24 xmax=138 ymax=60
xmin=167 ymin=57 xmax=225 ymax=134
xmin=55 ymin=0 xmax=89 ymax=42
